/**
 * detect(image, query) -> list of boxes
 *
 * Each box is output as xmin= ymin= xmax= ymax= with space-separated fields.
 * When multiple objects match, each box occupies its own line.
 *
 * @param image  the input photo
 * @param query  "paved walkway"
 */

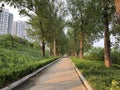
xmin=12 ymin=58 xmax=86 ymax=90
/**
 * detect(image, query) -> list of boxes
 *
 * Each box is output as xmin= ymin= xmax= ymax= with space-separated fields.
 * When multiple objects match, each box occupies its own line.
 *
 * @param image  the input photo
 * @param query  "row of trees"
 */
xmin=24 ymin=0 xmax=67 ymax=57
xmin=66 ymin=0 xmax=120 ymax=68
xmin=1 ymin=0 xmax=69 ymax=57
xmin=67 ymin=0 xmax=103 ymax=58
xmin=1 ymin=0 xmax=120 ymax=68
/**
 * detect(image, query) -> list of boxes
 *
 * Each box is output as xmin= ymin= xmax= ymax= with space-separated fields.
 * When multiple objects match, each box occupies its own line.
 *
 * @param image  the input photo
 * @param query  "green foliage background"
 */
xmin=84 ymin=47 xmax=120 ymax=65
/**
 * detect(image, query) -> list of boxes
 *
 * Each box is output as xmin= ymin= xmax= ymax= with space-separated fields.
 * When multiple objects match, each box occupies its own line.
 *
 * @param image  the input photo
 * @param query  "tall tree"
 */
xmin=102 ymin=0 xmax=111 ymax=68
xmin=3 ymin=0 xmax=67 ymax=57
xmin=27 ymin=16 xmax=47 ymax=57
xmin=67 ymin=28 xmax=79 ymax=57
xmin=67 ymin=0 xmax=102 ymax=59
xmin=47 ymin=0 xmax=66 ymax=56
xmin=102 ymin=0 xmax=116 ymax=67
xmin=114 ymin=0 xmax=120 ymax=22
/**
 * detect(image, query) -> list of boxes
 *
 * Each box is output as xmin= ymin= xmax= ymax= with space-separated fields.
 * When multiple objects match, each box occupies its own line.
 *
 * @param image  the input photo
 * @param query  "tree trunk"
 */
xmin=53 ymin=38 xmax=57 ymax=56
xmin=74 ymin=38 xmax=78 ymax=58
xmin=103 ymin=0 xmax=112 ymax=68
xmin=50 ymin=46 xmax=53 ymax=56
xmin=56 ymin=46 xmax=58 ymax=56
xmin=42 ymin=41 xmax=45 ymax=57
xmin=104 ymin=27 xmax=112 ymax=68
xmin=71 ymin=52 xmax=74 ymax=56
xmin=80 ymin=37 xmax=84 ymax=59
xmin=74 ymin=52 xmax=77 ymax=57
xmin=80 ymin=9 xmax=84 ymax=59
xmin=114 ymin=0 xmax=120 ymax=22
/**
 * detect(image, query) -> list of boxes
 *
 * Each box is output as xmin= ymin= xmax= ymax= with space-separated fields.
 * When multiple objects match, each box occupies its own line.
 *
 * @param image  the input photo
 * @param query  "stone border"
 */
xmin=1 ymin=58 xmax=61 ymax=90
xmin=70 ymin=59 xmax=93 ymax=90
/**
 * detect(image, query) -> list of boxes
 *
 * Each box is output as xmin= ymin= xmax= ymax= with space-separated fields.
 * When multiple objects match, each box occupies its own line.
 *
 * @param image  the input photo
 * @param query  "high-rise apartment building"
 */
xmin=0 ymin=9 xmax=13 ymax=35
xmin=8 ymin=13 xmax=13 ymax=34
xmin=0 ymin=9 xmax=9 ymax=34
xmin=0 ymin=9 xmax=31 ymax=41
xmin=16 ymin=21 xmax=26 ymax=38
xmin=13 ymin=21 xmax=17 ymax=35
xmin=13 ymin=21 xmax=31 ymax=39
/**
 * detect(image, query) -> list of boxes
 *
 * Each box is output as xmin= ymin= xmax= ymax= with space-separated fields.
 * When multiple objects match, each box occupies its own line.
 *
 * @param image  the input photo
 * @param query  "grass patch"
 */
xmin=71 ymin=57 xmax=120 ymax=90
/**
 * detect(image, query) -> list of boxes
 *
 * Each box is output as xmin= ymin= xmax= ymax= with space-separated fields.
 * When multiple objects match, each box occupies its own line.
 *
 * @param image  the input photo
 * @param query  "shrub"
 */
xmin=0 ymin=47 xmax=58 ymax=88
xmin=85 ymin=47 xmax=120 ymax=65
xmin=110 ymin=80 xmax=120 ymax=90
xmin=84 ymin=47 xmax=104 ymax=61
xmin=0 ymin=34 xmax=59 ymax=88
xmin=0 ymin=34 xmax=14 ymax=47
xmin=111 ymin=50 xmax=120 ymax=64
xmin=0 ymin=34 xmax=32 ymax=48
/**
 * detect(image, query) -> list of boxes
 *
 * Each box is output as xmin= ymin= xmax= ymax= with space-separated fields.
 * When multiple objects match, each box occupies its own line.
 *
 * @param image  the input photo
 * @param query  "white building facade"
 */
xmin=13 ymin=21 xmax=31 ymax=40
xmin=0 ymin=9 xmax=31 ymax=41
xmin=8 ymin=13 xmax=13 ymax=34
xmin=0 ymin=9 xmax=9 ymax=34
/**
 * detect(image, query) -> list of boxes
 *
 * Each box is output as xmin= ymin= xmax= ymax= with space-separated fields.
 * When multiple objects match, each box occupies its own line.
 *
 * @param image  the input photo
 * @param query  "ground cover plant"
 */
xmin=0 ymin=35 xmax=58 ymax=88
xmin=71 ymin=57 xmax=120 ymax=90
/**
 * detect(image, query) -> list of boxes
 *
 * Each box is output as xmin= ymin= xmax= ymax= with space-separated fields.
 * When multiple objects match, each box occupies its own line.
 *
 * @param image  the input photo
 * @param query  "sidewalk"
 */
xmin=12 ymin=58 xmax=86 ymax=90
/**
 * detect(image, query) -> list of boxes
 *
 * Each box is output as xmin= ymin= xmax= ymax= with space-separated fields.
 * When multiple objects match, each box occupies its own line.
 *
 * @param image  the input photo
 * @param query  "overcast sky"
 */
xmin=93 ymin=39 xmax=104 ymax=47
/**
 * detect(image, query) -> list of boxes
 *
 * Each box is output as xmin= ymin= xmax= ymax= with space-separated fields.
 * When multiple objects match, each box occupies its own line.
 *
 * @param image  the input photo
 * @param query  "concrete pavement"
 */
xmin=12 ymin=58 xmax=86 ymax=90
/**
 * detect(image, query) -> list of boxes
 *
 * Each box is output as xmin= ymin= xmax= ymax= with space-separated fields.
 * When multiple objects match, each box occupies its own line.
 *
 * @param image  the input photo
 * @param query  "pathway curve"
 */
xmin=12 ymin=58 xmax=86 ymax=90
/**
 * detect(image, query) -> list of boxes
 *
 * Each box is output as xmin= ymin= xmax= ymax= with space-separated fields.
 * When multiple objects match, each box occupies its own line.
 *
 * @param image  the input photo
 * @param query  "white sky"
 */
xmin=93 ymin=39 xmax=104 ymax=47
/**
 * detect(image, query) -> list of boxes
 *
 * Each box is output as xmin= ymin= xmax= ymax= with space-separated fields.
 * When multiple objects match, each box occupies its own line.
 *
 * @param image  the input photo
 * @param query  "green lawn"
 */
xmin=71 ymin=57 xmax=120 ymax=90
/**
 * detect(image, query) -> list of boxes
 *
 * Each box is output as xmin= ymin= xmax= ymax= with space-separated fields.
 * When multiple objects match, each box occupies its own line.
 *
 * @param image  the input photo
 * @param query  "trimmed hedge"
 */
xmin=0 ymin=57 xmax=58 ymax=88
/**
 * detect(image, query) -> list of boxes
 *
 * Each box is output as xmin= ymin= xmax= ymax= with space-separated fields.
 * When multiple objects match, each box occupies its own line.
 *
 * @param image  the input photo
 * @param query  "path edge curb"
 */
xmin=70 ymin=59 xmax=93 ymax=90
xmin=1 ymin=58 xmax=61 ymax=90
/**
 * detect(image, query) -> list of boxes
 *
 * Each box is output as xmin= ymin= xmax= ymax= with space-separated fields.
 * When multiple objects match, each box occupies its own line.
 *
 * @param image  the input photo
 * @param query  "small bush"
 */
xmin=111 ymin=50 xmax=120 ymax=64
xmin=85 ymin=47 xmax=120 ymax=65
xmin=84 ymin=47 xmax=104 ymax=61
xmin=0 ymin=34 xmax=32 ymax=48
xmin=110 ymin=80 xmax=120 ymax=90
